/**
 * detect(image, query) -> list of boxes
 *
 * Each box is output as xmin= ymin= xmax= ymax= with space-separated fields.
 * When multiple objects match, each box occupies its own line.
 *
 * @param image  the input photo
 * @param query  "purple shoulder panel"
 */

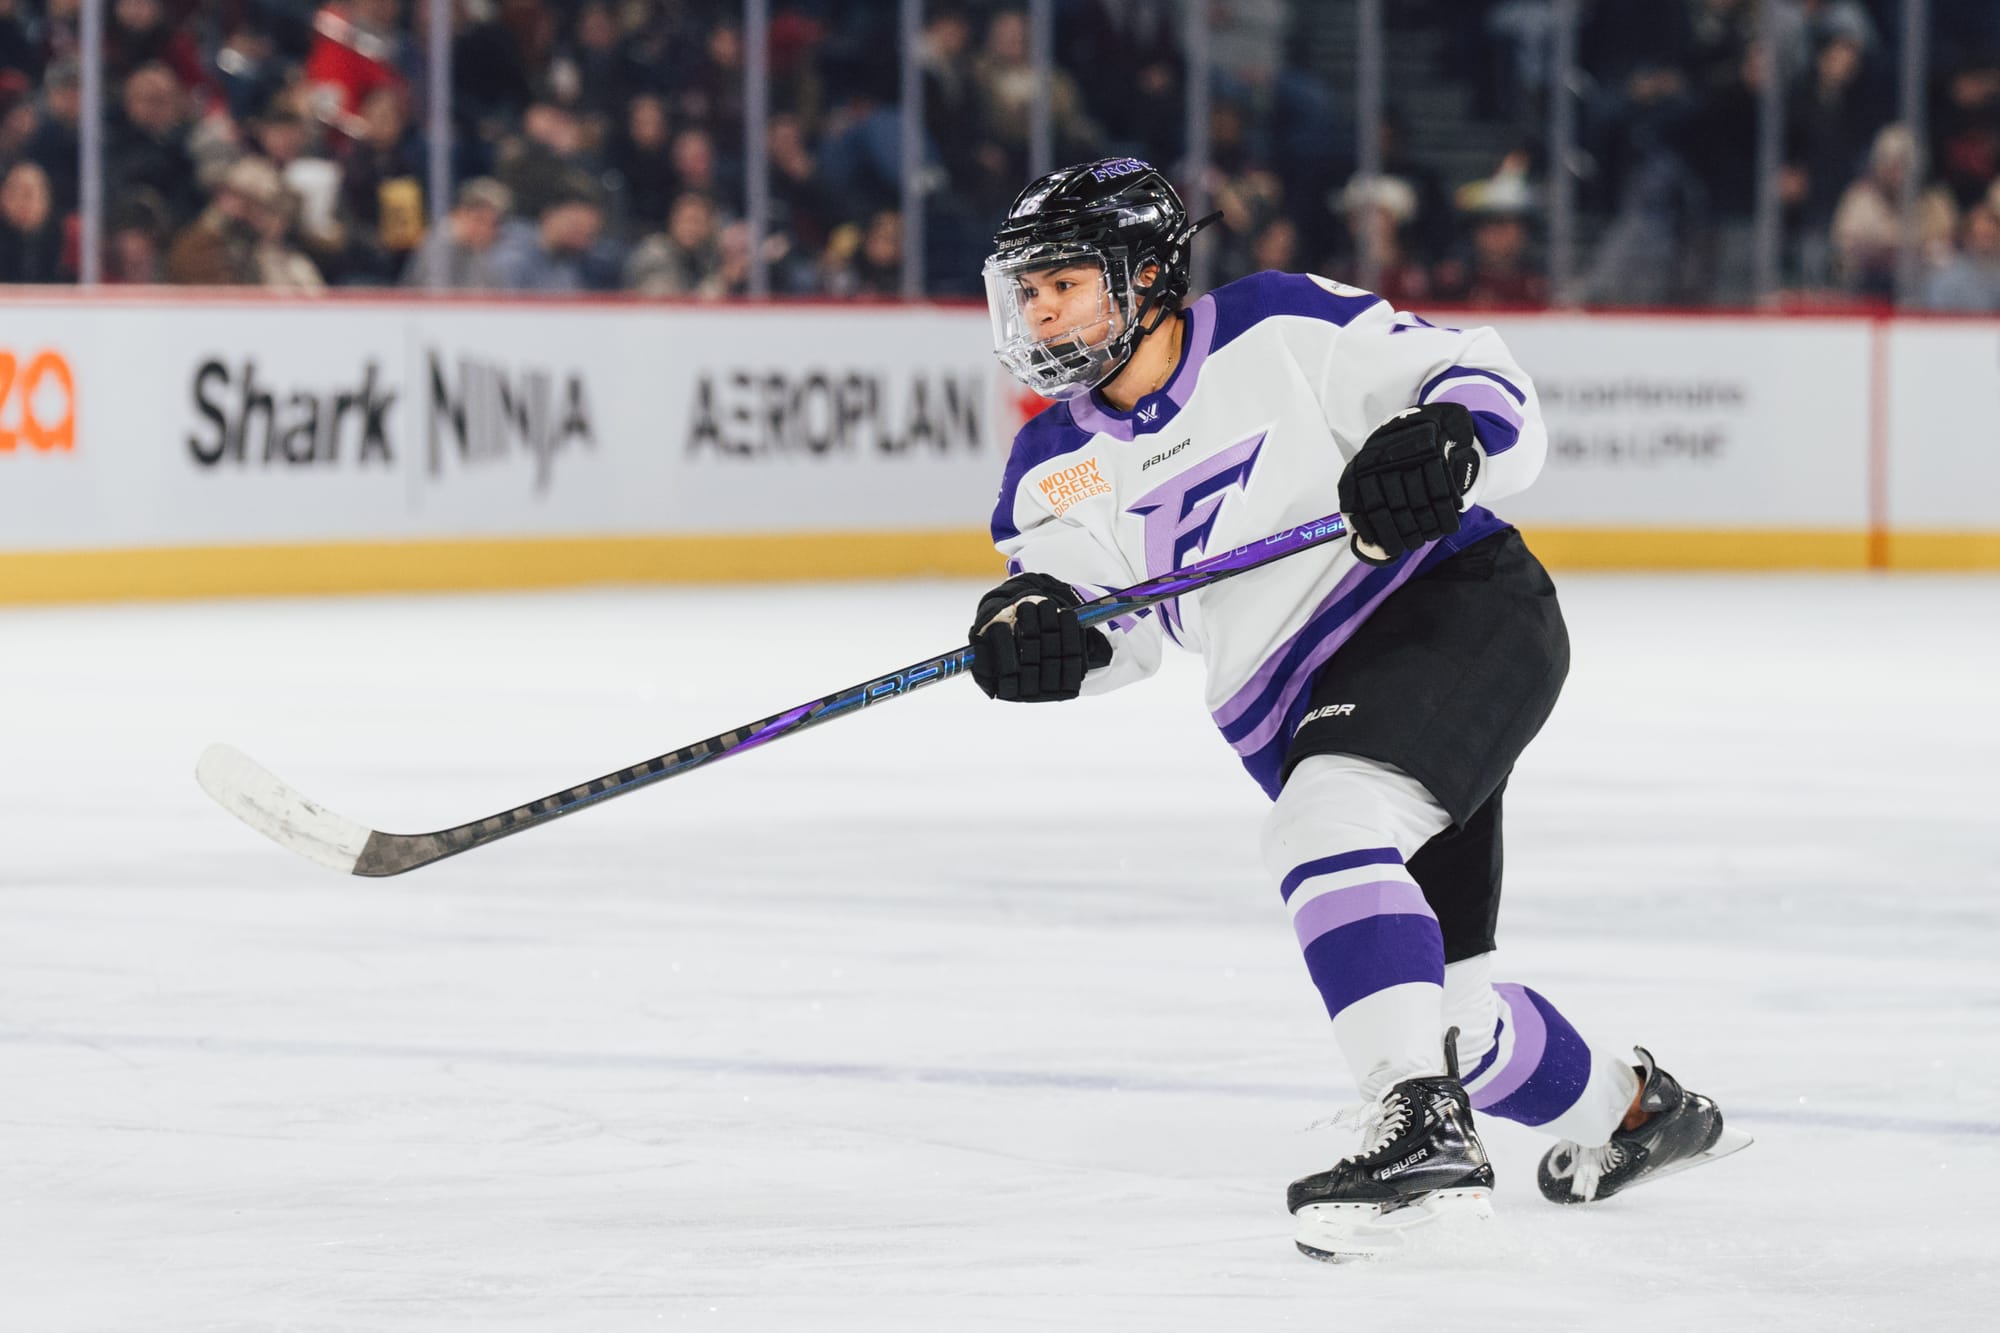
xmin=989 ymin=402 xmax=1093 ymax=544
xmin=1204 ymin=270 xmax=1385 ymax=353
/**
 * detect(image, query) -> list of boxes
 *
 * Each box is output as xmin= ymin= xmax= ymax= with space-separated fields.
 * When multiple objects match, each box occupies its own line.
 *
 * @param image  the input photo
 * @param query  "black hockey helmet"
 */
xmin=982 ymin=157 xmax=1215 ymax=399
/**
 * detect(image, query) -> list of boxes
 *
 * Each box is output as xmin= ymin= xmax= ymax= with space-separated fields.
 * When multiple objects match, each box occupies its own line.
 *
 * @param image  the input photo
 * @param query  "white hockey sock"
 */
xmin=1264 ymin=756 xmax=1455 ymax=1096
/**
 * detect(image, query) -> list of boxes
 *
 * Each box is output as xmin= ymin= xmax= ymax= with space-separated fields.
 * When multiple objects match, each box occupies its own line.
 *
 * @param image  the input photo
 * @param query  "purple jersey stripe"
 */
xmin=1300 ymin=913 xmax=1446 ymax=1018
xmin=1212 ymin=561 xmax=1403 ymax=736
xmin=1279 ymin=846 xmax=1404 ymax=903
xmin=1166 ymin=295 xmax=1216 ymax=407
xmin=1211 ymin=560 xmax=1371 ymax=729
xmin=1292 ymin=879 xmax=1435 ymax=950
xmin=1217 ymin=562 xmax=1424 ymax=754
xmin=1230 ymin=510 xmax=1511 ymax=800
xmin=1419 ymin=364 xmax=1526 ymax=406
xmin=1471 ymin=985 xmax=1594 ymax=1127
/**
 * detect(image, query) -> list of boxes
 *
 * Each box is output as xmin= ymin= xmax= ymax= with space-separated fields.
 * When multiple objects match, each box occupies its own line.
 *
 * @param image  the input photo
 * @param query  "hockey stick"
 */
xmin=197 ymin=511 xmax=1354 ymax=877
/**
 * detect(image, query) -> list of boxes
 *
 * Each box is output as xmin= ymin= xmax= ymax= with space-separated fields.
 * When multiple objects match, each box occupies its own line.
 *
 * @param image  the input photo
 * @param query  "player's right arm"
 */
xmin=971 ymin=422 xmax=1166 ymax=703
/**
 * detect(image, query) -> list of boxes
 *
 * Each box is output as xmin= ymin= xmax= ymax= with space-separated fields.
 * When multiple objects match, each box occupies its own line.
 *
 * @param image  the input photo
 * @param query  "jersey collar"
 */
xmin=1070 ymin=295 xmax=1217 ymax=441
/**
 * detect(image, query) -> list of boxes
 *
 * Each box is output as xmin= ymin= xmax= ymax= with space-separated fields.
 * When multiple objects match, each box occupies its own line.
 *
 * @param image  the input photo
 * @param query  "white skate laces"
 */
xmin=1302 ymin=1089 xmax=1417 ymax=1164
xmin=1556 ymin=1140 xmax=1626 ymax=1201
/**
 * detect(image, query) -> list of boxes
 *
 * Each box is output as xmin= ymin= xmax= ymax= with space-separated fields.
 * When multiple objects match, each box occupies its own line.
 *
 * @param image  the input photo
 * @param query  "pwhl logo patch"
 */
xmin=427 ymin=351 xmax=593 ymax=494
xmin=0 ymin=348 xmax=75 ymax=453
xmin=1126 ymin=430 xmax=1266 ymax=635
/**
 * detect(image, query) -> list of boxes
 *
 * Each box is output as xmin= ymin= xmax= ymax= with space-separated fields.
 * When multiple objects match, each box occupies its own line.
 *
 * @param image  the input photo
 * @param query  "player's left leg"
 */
xmin=1412 ymin=783 xmax=1644 ymax=1148
xmin=1446 ymin=957 xmax=1750 ymax=1203
xmin=1420 ymin=789 xmax=1751 ymax=1205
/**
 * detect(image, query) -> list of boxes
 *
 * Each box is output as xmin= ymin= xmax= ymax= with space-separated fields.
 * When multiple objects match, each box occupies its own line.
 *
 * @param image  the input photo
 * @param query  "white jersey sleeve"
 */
xmin=1289 ymin=280 xmax=1547 ymax=509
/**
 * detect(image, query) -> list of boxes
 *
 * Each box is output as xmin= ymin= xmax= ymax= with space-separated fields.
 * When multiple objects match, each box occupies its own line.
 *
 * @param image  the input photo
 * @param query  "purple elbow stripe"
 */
xmin=1471 ymin=985 xmax=1593 ymax=1127
xmin=1279 ymin=847 xmax=1404 ymax=903
xmin=1302 ymin=913 xmax=1446 ymax=1018
xmin=1469 ymin=410 xmax=1521 ymax=456
xmin=1426 ymin=380 xmax=1523 ymax=426
xmin=1292 ymin=879 xmax=1435 ymax=949
xmin=1424 ymin=381 xmax=1524 ymax=457
xmin=1420 ymin=365 xmax=1526 ymax=405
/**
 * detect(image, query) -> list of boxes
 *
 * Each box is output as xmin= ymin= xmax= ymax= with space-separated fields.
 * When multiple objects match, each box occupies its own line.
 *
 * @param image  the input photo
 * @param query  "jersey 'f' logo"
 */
xmin=1127 ymin=429 xmax=1266 ymax=635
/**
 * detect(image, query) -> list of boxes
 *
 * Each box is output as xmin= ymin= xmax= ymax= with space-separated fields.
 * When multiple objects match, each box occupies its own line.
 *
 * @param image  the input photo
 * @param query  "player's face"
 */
xmin=1014 ymin=263 xmax=1117 ymax=349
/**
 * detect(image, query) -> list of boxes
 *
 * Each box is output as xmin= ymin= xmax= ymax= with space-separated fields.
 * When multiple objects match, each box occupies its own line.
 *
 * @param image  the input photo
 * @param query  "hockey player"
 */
xmin=966 ymin=157 xmax=1747 ymax=1261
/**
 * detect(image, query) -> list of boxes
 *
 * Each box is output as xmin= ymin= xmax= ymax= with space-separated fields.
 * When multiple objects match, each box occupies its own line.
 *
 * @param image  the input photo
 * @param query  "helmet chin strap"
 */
xmin=1127 ymin=209 xmax=1223 ymax=343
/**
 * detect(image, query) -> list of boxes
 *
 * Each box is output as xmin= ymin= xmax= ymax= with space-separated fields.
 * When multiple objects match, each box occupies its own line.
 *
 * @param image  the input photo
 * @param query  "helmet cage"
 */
xmin=982 ymin=243 xmax=1141 ymax=401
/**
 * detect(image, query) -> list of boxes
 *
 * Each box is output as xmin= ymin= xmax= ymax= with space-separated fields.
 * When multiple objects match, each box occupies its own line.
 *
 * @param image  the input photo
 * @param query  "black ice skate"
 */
xmin=1288 ymin=1029 xmax=1496 ymax=1262
xmin=1536 ymin=1046 xmax=1752 ymax=1204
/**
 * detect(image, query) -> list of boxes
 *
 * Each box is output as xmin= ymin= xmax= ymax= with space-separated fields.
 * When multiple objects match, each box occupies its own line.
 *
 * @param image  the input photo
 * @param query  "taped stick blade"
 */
xmin=196 ymin=743 xmax=372 ymax=875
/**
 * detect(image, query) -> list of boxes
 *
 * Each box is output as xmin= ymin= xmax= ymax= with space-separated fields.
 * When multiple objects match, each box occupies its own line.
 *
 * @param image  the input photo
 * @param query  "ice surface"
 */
xmin=3 ymin=573 xmax=1997 ymax=1331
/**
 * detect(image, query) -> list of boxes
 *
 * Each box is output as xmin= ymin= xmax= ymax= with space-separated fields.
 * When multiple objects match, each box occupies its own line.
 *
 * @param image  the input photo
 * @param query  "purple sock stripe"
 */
xmin=1462 ymin=1013 xmax=1506 ymax=1085
xmin=1472 ymin=985 xmax=1594 ymax=1128
xmin=1467 ymin=983 xmax=1543 ymax=1109
xmin=1291 ymin=879 xmax=1435 ymax=950
xmin=1278 ymin=847 xmax=1403 ymax=903
xmin=1300 ymin=913 xmax=1446 ymax=1019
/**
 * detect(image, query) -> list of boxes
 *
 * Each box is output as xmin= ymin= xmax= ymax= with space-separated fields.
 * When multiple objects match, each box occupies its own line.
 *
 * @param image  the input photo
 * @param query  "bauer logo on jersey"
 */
xmin=1037 ymin=456 xmax=1112 ymax=516
xmin=0 ymin=347 xmax=75 ymax=454
xmin=426 ymin=350 xmax=594 ymax=495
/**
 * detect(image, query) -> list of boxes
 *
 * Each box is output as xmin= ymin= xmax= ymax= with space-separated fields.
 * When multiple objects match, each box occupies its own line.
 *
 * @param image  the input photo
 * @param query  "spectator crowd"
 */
xmin=0 ymin=0 xmax=1995 ymax=310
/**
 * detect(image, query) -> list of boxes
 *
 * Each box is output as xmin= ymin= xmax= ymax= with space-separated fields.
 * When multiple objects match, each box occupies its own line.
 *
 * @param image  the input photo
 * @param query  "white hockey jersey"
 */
xmin=989 ymin=270 xmax=1548 ymax=797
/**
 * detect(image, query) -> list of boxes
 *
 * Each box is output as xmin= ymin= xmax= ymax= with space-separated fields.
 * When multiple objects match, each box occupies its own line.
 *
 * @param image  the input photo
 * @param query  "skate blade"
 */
xmin=1642 ymin=1124 xmax=1754 ymax=1187
xmin=1293 ymin=1187 xmax=1494 ymax=1263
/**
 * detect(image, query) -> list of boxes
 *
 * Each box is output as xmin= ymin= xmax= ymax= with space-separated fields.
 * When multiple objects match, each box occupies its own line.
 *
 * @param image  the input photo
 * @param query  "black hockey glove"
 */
xmin=1337 ymin=402 xmax=1483 ymax=565
xmin=968 ymin=572 xmax=1114 ymax=703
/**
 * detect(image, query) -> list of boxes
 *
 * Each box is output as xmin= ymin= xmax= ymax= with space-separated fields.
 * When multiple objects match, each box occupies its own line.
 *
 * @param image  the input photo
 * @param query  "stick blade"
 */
xmin=196 ymin=743 xmax=373 ymax=875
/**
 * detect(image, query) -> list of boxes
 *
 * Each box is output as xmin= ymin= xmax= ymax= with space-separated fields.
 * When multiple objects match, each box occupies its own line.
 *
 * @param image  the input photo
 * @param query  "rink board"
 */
xmin=2 ymin=298 xmax=1996 ymax=601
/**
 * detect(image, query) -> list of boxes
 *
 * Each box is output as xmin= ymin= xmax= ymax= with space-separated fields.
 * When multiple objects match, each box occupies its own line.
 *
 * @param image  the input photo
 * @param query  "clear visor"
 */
xmin=981 ymin=246 xmax=1136 ymax=400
